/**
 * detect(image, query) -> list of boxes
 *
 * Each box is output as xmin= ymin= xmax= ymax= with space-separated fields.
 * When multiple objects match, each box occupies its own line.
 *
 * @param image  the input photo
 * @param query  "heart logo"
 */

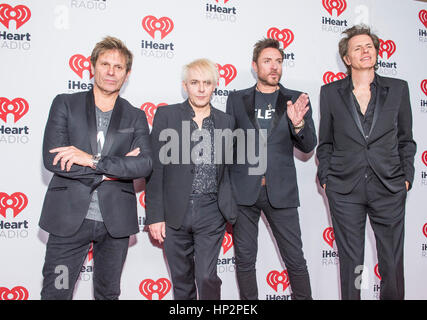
xmin=374 ymin=264 xmax=381 ymax=280
xmin=139 ymin=191 xmax=146 ymax=208
xmin=323 ymin=227 xmax=335 ymax=249
xmin=0 ymin=97 xmax=29 ymax=123
xmin=322 ymin=0 xmax=347 ymax=17
xmin=222 ymin=231 xmax=233 ymax=254
xmin=0 ymin=4 xmax=31 ymax=30
xmin=378 ymin=39 xmax=396 ymax=59
xmin=69 ymin=54 xmax=93 ymax=79
xmin=0 ymin=192 xmax=28 ymax=218
xmin=142 ymin=15 xmax=174 ymax=40
xmin=216 ymin=63 xmax=237 ymax=87
xmin=266 ymin=270 xmax=290 ymax=292
xmin=0 ymin=286 xmax=29 ymax=300
xmin=419 ymin=10 xmax=427 ymax=28
xmin=323 ymin=71 xmax=347 ymax=84
xmin=422 ymin=223 xmax=427 ymax=238
xmin=141 ymin=102 xmax=167 ymax=127
xmin=87 ymin=242 xmax=93 ymax=262
xmin=267 ymin=27 xmax=294 ymax=50
xmin=139 ymin=278 xmax=171 ymax=300
xmin=422 ymin=151 xmax=427 ymax=167
xmin=421 ymin=79 xmax=427 ymax=97
xmin=216 ymin=0 xmax=230 ymax=3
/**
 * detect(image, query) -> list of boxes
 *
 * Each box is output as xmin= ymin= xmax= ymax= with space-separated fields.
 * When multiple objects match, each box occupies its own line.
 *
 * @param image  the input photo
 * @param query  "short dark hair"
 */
xmin=91 ymin=36 xmax=133 ymax=72
xmin=252 ymin=38 xmax=285 ymax=63
xmin=339 ymin=24 xmax=380 ymax=74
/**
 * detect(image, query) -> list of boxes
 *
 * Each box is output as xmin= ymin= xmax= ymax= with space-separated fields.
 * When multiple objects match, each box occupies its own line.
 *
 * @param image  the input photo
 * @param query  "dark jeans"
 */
xmin=164 ymin=193 xmax=226 ymax=300
xmin=234 ymin=186 xmax=312 ymax=300
xmin=326 ymin=172 xmax=406 ymax=300
xmin=41 ymin=219 xmax=129 ymax=300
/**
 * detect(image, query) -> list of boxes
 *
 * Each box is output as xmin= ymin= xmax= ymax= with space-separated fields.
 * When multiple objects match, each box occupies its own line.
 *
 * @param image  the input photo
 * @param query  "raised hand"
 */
xmin=287 ymin=93 xmax=309 ymax=127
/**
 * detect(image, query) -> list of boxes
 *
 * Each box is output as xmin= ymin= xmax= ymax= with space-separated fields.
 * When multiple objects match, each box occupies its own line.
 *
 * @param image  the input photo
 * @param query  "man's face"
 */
xmin=91 ymin=49 xmax=130 ymax=95
xmin=252 ymin=47 xmax=283 ymax=88
xmin=183 ymin=68 xmax=215 ymax=109
xmin=344 ymin=34 xmax=377 ymax=73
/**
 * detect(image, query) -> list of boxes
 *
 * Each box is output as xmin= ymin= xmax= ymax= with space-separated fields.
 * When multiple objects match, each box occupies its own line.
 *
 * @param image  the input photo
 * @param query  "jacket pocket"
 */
xmin=48 ymin=186 xmax=68 ymax=191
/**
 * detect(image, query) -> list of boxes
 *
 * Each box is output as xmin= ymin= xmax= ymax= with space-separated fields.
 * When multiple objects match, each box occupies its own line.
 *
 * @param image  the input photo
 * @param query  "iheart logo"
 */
xmin=141 ymin=102 xmax=167 ymax=127
xmin=421 ymin=79 xmax=427 ymax=97
xmin=222 ymin=231 xmax=233 ymax=254
xmin=422 ymin=223 xmax=427 ymax=238
xmin=323 ymin=71 xmax=347 ymax=84
xmin=421 ymin=151 xmax=427 ymax=167
xmin=69 ymin=54 xmax=93 ymax=79
xmin=374 ymin=264 xmax=381 ymax=280
xmin=419 ymin=10 xmax=427 ymax=28
xmin=322 ymin=0 xmax=347 ymax=17
xmin=266 ymin=270 xmax=289 ymax=292
xmin=216 ymin=0 xmax=230 ymax=3
xmin=139 ymin=278 xmax=171 ymax=300
xmin=142 ymin=15 xmax=174 ymax=40
xmin=378 ymin=39 xmax=396 ymax=59
xmin=323 ymin=227 xmax=335 ymax=249
xmin=0 ymin=192 xmax=28 ymax=218
xmin=216 ymin=64 xmax=237 ymax=87
xmin=0 ymin=286 xmax=29 ymax=300
xmin=267 ymin=27 xmax=294 ymax=50
xmin=0 ymin=4 xmax=31 ymax=30
xmin=139 ymin=191 xmax=146 ymax=209
xmin=0 ymin=97 xmax=29 ymax=123
xmin=87 ymin=243 xmax=93 ymax=262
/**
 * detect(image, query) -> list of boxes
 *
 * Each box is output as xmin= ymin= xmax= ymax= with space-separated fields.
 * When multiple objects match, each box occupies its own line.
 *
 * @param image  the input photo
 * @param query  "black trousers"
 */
xmin=164 ymin=193 xmax=226 ymax=300
xmin=41 ymin=219 xmax=129 ymax=300
xmin=326 ymin=172 xmax=406 ymax=300
xmin=233 ymin=186 xmax=312 ymax=300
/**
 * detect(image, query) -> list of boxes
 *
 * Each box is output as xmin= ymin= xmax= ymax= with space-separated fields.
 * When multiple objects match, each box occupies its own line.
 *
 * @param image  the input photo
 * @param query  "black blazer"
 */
xmin=39 ymin=90 xmax=152 ymax=238
xmin=226 ymin=84 xmax=317 ymax=208
xmin=316 ymin=74 xmax=416 ymax=194
xmin=145 ymin=100 xmax=238 ymax=230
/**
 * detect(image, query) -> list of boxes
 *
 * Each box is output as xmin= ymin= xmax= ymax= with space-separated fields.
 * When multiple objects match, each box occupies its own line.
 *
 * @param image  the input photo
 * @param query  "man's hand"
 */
xmin=50 ymin=146 xmax=92 ymax=171
xmin=149 ymin=222 xmax=166 ymax=244
xmin=287 ymin=93 xmax=309 ymax=131
xmin=405 ymin=181 xmax=409 ymax=191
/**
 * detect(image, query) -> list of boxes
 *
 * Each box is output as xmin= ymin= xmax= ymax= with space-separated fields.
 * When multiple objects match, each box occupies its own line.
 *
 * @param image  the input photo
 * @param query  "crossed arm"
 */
xmin=43 ymin=95 xmax=152 ymax=187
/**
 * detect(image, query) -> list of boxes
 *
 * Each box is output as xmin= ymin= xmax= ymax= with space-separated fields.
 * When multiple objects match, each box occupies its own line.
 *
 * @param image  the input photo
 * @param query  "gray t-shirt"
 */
xmin=85 ymin=106 xmax=113 ymax=222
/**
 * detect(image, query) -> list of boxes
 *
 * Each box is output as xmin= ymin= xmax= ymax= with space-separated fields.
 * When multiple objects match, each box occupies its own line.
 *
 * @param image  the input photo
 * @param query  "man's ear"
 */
xmin=343 ymin=55 xmax=351 ymax=67
xmin=252 ymin=60 xmax=258 ymax=74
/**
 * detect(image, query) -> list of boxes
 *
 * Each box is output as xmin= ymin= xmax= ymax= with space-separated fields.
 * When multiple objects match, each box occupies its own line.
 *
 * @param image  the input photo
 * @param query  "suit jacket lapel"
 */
xmin=338 ymin=77 xmax=366 ymax=141
xmin=86 ymin=90 xmax=98 ymax=155
xmin=101 ymin=96 xmax=123 ymax=156
xmin=369 ymin=75 xmax=389 ymax=137
xmin=243 ymin=86 xmax=260 ymax=130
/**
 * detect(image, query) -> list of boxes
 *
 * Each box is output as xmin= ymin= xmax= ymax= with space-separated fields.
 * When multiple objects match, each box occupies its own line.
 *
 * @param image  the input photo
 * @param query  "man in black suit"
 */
xmin=145 ymin=59 xmax=237 ymax=300
xmin=226 ymin=38 xmax=317 ymax=300
xmin=317 ymin=25 xmax=416 ymax=300
xmin=39 ymin=36 xmax=152 ymax=299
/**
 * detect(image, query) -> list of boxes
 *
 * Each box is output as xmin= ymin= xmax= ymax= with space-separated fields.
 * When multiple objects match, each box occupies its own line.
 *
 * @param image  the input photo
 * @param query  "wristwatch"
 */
xmin=91 ymin=154 xmax=101 ymax=169
xmin=293 ymin=119 xmax=305 ymax=130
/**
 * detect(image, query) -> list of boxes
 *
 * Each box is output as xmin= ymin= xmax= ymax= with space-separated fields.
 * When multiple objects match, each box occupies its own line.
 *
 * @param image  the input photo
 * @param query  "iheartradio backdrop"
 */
xmin=1 ymin=0 xmax=427 ymax=300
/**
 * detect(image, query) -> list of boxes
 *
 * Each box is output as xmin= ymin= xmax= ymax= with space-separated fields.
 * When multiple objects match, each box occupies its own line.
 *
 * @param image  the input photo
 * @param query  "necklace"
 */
xmin=256 ymin=85 xmax=278 ymax=110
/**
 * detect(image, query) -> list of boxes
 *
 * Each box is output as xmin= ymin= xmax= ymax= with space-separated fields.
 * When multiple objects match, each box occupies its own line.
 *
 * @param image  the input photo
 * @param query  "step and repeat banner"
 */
xmin=0 ymin=0 xmax=426 ymax=300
